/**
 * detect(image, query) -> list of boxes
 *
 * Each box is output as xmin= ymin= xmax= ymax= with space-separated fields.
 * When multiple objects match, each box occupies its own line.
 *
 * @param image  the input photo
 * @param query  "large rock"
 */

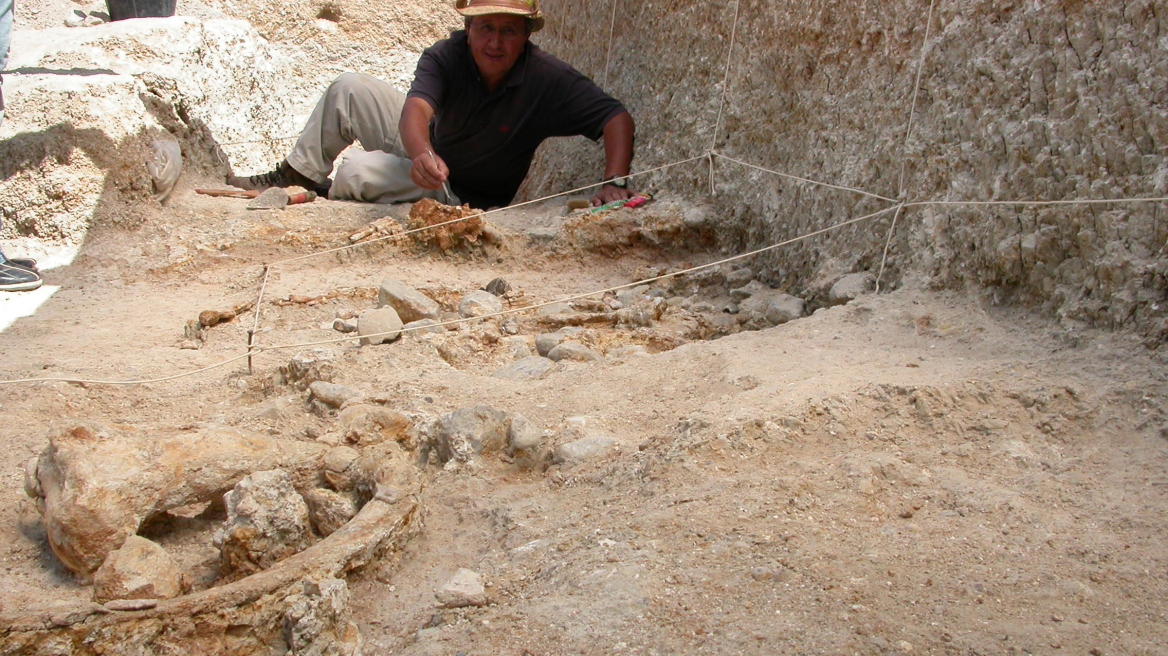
xmin=92 ymin=536 xmax=185 ymax=603
xmin=435 ymin=569 xmax=487 ymax=608
xmin=26 ymin=422 xmax=327 ymax=578
xmin=429 ymin=406 xmax=510 ymax=464
xmin=358 ymin=307 xmax=404 ymax=345
xmin=308 ymin=381 xmax=362 ymax=409
xmin=280 ymin=350 xmax=338 ymax=390
xmin=458 ymin=289 xmax=504 ymax=318
xmin=283 ymin=577 xmax=362 ymax=656
xmin=491 ymin=356 xmax=555 ymax=380
xmin=739 ymin=291 xmax=805 ymax=326
xmin=214 ymin=469 xmax=313 ymax=578
xmin=764 ymin=294 xmax=806 ymax=325
xmin=829 ymin=272 xmax=876 ymax=305
xmin=553 ymin=435 xmax=617 ymax=465
xmin=303 ymin=488 xmax=359 ymax=537
xmin=336 ymin=405 xmax=412 ymax=447
xmin=1 ymin=18 xmax=334 ymax=253
xmin=547 ymin=341 xmax=603 ymax=362
xmin=508 ymin=413 xmax=547 ymax=470
xmin=535 ymin=332 xmax=567 ymax=357
xmin=377 ymin=278 xmax=441 ymax=323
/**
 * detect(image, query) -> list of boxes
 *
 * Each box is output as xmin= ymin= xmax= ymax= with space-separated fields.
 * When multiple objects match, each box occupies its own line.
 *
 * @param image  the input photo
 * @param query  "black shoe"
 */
xmin=7 ymin=257 xmax=37 ymax=271
xmin=227 ymin=161 xmax=331 ymax=197
xmin=0 ymin=261 xmax=44 ymax=292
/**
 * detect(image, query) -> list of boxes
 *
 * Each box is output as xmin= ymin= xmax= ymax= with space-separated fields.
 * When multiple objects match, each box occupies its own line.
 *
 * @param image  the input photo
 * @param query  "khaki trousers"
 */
xmin=286 ymin=73 xmax=457 ymax=204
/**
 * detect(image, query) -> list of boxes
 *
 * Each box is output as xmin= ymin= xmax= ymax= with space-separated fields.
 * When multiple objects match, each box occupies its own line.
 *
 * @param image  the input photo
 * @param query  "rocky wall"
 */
xmin=528 ymin=0 xmax=1168 ymax=342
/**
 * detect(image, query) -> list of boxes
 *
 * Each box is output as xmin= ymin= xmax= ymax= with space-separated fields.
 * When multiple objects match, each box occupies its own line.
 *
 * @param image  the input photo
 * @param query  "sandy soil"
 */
xmin=1 ymin=185 xmax=1167 ymax=656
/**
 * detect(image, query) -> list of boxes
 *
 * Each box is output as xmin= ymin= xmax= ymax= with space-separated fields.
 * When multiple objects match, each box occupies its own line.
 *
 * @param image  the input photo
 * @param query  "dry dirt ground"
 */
xmin=1 ymin=186 xmax=1167 ymax=656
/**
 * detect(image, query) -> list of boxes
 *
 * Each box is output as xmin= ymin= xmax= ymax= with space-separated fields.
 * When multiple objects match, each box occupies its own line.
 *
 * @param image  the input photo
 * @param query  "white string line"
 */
xmin=600 ymin=0 xmax=619 ymax=90
xmin=875 ymin=203 xmax=906 ymax=294
xmin=709 ymin=0 xmax=743 ymax=154
xmin=713 ymin=152 xmax=900 ymax=204
xmin=249 ymin=265 xmax=272 ymax=348
xmin=251 ymin=204 xmax=904 ymax=353
xmin=0 ymin=353 xmax=254 ymax=387
xmin=875 ymin=0 xmax=938 ymax=293
xmin=896 ymin=0 xmax=938 ymax=199
xmin=266 ymin=155 xmax=710 ymax=268
xmin=907 ymin=197 xmax=1168 ymax=208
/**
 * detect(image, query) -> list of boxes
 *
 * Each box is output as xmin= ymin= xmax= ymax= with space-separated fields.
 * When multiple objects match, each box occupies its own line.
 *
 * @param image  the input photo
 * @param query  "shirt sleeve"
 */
xmin=407 ymin=41 xmax=450 ymax=112
xmin=548 ymin=66 xmax=627 ymax=142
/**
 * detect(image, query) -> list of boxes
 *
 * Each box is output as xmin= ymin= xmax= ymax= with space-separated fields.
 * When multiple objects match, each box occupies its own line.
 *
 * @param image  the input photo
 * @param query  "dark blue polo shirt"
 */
xmin=407 ymin=30 xmax=627 ymax=209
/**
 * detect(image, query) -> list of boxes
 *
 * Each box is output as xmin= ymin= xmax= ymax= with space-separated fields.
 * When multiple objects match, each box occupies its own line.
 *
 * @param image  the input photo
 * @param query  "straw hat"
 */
xmin=455 ymin=0 xmax=544 ymax=32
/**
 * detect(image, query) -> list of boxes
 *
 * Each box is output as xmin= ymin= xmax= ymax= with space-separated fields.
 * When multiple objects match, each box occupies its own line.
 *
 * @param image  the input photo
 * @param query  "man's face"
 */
xmin=466 ymin=14 xmax=529 ymax=85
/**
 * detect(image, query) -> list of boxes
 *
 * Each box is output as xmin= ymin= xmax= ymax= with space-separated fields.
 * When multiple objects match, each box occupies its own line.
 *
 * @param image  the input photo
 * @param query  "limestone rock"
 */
xmin=730 ymin=279 xmax=770 ymax=301
xmin=764 ymin=294 xmax=806 ymax=325
xmin=739 ymin=291 xmax=805 ymax=326
xmin=725 ymin=267 xmax=755 ymax=288
xmin=615 ymin=299 xmax=665 ymax=328
xmin=303 ymin=488 xmax=359 ymax=537
xmin=283 ymin=577 xmax=361 ymax=656
xmin=491 ymin=356 xmax=555 ymax=380
xmin=92 ymin=536 xmax=184 ymax=603
xmin=508 ymin=413 xmax=544 ymax=454
xmin=337 ymin=405 xmax=411 ymax=446
xmin=403 ymin=318 xmax=447 ymax=336
xmin=501 ymin=335 xmax=532 ymax=359
xmin=616 ymin=285 xmax=650 ymax=307
xmin=553 ymin=435 xmax=617 ymax=465
xmin=536 ymin=302 xmax=573 ymax=316
xmin=322 ymin=446 xmax=361 ymax=492
xmin=830 ymin=273 xmax=875 ymax=305
xmin=214 ymin=470 xmax=313 ymax=577
xmin=535 ymin=332 xmax=567 ymax=357
xmin=1 ymin=18 xmax=334 ymax=262
xmin=308 ymin=381 xmax=362 ymax=409
xmin=358 ymin=307 xmax=404 ymax=345
xmin=429 ymin=406 xmax=510 ymax=464
xmin=458 ymin=289 xmax=504 ymax=318
xmin=436 ymin=568 xmax=487 ymax=608
xmin=547 ymin=341 xmax=603 ymax=362
xmin=377 ymin=278 xmax=440 ymax=323
xmin=280 ymin=350 xmax=338 ymax=390
xmin=508 ymin=413 xmax=546 ymax=470
xmin=29 ymin=422 xmax=326 ymax=577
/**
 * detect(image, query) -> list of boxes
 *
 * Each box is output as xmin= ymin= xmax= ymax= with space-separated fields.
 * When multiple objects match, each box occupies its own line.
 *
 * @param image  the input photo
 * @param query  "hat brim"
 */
xmin=455 ymin=2 xmax=544 ymax=31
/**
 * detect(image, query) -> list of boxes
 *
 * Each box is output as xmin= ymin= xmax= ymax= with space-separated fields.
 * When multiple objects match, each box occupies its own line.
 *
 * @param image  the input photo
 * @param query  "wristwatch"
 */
xmin=603 ymin=175 xmax=630 ymax=189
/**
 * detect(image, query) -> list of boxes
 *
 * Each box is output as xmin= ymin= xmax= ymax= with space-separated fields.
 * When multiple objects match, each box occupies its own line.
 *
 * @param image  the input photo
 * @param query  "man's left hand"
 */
xmin=593 ymin=183 xmax=635 ymax=207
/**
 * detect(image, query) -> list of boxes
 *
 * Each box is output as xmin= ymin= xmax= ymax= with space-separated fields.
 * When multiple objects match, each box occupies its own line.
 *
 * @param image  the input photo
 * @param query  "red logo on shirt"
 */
xmin=499 ymin=125 xmax=510 ymax=133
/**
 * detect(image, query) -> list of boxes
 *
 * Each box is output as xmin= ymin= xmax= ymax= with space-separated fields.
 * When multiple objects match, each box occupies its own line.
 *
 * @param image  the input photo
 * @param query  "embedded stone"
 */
xmin=547 ymin=341 xmax=603 ymax=362
xmin=491 ymin=356 xmax=555 ymax=380
xmin=458 ymin=289 xmax=504 ymax=318
xmin=358 ymin=307 xmax=404 ymax=345
xmin=92 ymin=536 xmax=184 ymax=603
xmin=378 ymin=278 xmax=441 ymax=323
xmin=213 ymin=469 xmax=313 ymax=578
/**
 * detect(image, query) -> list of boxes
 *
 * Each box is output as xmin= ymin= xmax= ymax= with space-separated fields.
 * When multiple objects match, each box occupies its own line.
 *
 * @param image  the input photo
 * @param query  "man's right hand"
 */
xmin=410 ymin=150 xmax=450 ymax=191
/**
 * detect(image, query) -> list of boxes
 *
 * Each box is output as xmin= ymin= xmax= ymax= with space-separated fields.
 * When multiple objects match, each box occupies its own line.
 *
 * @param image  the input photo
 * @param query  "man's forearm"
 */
xmin=400 ymin=97 xmax=437 ymax=160
xmin=602 ymin=111 xmax=635 ymax=179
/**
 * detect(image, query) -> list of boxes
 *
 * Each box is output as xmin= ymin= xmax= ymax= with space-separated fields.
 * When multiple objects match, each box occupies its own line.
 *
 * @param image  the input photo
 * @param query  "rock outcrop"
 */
xmin=26 ymin=422 xmax=326 ymax=577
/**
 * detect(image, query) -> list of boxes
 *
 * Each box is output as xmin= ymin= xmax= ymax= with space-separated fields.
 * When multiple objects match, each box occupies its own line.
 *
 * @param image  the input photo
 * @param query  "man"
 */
xmin=228 ymin=0 xmax=636 ymax=210
xmin=0 ymin=0 xmax=44 ymax=292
